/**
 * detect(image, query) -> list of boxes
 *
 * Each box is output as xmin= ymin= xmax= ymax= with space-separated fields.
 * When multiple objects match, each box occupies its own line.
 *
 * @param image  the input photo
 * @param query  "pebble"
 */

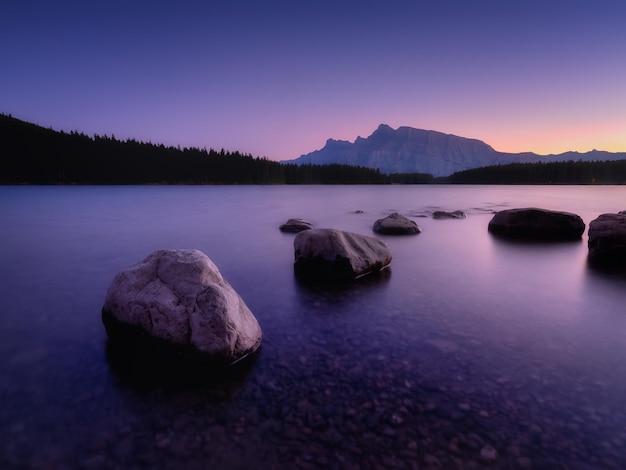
xmin=479 ymin=444 xmax=498 ymax=462
xmin=390 ymin=413 xmax=404 ymax=426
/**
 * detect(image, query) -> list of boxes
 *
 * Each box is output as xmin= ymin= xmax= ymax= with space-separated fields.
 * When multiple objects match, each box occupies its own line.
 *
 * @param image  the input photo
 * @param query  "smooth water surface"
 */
xmin=1 ymin=185 xmax=625 ymax=469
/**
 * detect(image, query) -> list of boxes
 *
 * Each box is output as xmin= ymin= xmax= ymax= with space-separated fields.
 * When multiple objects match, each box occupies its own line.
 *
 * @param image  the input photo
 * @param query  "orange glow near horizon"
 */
xmin=486 ymin=120 xmax=626 ymax=155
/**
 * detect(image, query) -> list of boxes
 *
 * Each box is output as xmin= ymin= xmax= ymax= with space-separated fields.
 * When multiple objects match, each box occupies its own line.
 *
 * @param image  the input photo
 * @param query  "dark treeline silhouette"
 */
xmin=388 ymin=173 xmax=434 ymax=184
xmin=448 ymin=160 xmax=626 ymax=184
xmin=14 ymin=113 xmax=623 ymax=186
xmin=2 ymin=114 xmax=429 ymax=185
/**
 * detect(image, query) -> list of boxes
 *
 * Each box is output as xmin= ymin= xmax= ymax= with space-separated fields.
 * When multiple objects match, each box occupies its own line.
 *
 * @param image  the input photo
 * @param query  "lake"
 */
xmin=1 ymin=185 xmax=625 ymax=469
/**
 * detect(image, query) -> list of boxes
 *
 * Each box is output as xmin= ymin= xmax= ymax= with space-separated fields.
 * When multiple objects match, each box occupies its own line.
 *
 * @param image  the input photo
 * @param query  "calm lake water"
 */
xmin=1 ymin=185 xmax=625 ymax=469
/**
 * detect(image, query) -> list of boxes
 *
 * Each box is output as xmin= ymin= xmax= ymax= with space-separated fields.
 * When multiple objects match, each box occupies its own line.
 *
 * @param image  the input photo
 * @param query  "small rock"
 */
xmin=480 ymin=444 xmax=498 ymax=462
xmin=280 ymin=218 xmax=313 ymax=233
xmin=433 ymin=210 xmax=466 ymax=219
xmin=389 ymin=413 xmax=404 ymax=426
xmin=373 ymin=212 xmax=421 ymax=235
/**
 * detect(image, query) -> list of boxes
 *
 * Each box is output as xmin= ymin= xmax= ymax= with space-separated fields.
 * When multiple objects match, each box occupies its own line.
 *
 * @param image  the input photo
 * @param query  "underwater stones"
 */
xmin=588 ymin=213 xmax=626 ymax=266
xmin=294 ymin=228 xmax=392 ymax=281
xmin=373 ymin=212 xmax=421 ymax=235
xmin=488 ymin=208 xmax=585 ymax=240
xmin=279 ymin=218 xmax=313 ymax=233
xmin=102 ymin=249 xmax=262 ymax=367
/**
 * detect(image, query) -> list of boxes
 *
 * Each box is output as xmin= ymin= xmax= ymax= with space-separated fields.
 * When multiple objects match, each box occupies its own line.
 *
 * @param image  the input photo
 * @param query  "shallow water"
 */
xmin=1 ymin=185 xmax=625 ymax=469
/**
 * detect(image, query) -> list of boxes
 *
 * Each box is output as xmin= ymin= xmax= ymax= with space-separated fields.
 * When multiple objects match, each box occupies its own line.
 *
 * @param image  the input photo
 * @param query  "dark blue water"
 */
xmin=1 ymin=185 xmax=625 ymax=469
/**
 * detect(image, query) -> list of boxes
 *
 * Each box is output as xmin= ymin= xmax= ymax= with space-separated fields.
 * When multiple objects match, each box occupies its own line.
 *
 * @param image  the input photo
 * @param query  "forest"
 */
xmin=2 ymin=114 xmax=625 ymax=185
xmin=1 ymin=114 xmax=433 ymax=185
xmin=447 ymin=160 xmax=626 ymax=184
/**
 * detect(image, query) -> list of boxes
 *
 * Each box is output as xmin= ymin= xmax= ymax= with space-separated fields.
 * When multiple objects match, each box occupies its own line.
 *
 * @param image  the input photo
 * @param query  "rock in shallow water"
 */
xmin=588 ymin=213 xmax=626 ymax=266
xmin=102 ymin=249 xmax=262 ymax=366
xmin=373 ymin=213 xmax=421 ymax=235
xmin=294 ymin=228 xmax=392 ymax=282
xmin=488 ymin=207 xmax=585 ymax=240
xmin=279 ymin=218 xmax=313 ymax=233
xmin=433 ymin=210 xmax=466 ymax=219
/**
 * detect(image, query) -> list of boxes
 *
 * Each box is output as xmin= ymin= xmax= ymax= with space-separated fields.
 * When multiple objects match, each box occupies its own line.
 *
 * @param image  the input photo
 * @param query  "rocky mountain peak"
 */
xmin=287 ymin=124 xmax=626 ymax=177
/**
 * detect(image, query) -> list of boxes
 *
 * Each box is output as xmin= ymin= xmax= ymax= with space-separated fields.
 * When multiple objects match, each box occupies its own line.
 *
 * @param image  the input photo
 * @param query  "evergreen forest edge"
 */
xmin=2 ymin=114 xmax=625 ymax=185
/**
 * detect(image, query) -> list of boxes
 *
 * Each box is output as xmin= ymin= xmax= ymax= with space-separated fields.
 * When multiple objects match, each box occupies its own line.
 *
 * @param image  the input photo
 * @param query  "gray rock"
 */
xmin=373 ymin=213 xmax=421 ymax=235
xmin=102 ymin=249 xmax=262 ymax=366
xmin=488 ymin=207 xmax=585 ymax=240
xmin=588 ymin=213 xmax=626 ymax=265
xmin=280 ymin=218 xmax=313 ymax=233
xmin=618 ymin=210 xmax=626 ymax=215
xmin=294 ymin=228 xmax=392 ymax=281
xmin=433 ymin=210 xmax=466 ymax=219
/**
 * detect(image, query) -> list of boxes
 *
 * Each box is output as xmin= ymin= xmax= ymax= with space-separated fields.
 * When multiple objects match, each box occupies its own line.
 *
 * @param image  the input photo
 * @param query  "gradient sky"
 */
xmin=2 ymin=0 xmax=626 ymax=160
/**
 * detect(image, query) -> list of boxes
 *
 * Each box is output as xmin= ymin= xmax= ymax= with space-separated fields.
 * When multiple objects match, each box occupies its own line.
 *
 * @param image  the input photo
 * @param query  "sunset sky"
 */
xmin=2 ymin=0 xmax=625 ymax=160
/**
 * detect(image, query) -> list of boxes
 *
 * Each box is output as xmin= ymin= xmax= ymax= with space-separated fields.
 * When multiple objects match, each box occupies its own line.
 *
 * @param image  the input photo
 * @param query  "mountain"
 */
xmin=288 ymin=124 xmax=626 ymax=177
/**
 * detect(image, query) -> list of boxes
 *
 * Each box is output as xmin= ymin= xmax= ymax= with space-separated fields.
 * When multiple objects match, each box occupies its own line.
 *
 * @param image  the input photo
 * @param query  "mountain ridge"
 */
xmin=288 ymin=124 xmax=626 ymax=177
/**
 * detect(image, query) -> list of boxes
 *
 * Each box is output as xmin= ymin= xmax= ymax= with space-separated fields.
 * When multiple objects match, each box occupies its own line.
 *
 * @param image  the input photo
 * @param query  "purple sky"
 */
xmin=2 ymin=0 xmax=625 ymax=160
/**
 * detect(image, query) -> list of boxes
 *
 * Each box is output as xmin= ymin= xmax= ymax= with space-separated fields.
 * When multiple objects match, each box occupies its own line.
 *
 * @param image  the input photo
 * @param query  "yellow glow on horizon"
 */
xmin=485 ymin=120 xmax=626 ymax=155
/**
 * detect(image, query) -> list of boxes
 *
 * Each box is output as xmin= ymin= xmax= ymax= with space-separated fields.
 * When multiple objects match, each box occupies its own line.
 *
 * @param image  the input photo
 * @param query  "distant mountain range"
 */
xmin=288 ymin=124 xmax=626 ymax=177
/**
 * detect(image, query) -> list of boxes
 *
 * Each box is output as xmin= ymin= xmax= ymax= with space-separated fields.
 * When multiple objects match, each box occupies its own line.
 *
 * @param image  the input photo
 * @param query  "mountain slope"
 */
xmin=289 ymin=124 xmax=626 ymax=177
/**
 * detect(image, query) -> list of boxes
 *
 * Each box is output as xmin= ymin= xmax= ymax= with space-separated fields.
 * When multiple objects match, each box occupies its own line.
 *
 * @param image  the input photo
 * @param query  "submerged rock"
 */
xmin=588 ymin=213 xmax=626 ymax=266
xmin=294 ymin=228 xmax=392 ymax=281
xmin=102 ymin=249 xmax=262 ymax=367
xmin=488 ymin=208 xmax=585 ymax=240
xmin=433 ymin=210 xmax=466 ymax=219
xmin=280 ymin=218 xmax=313 ymax=233
xmin=373 ymin=212 xmax=421 ymax=235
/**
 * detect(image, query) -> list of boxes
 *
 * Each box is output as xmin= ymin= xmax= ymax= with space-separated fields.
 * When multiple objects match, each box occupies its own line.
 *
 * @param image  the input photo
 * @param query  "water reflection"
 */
xmin=105 ymin=339 xmax=261 ymax=392
xmin=294 ymin=267 xmax=391 ymax=296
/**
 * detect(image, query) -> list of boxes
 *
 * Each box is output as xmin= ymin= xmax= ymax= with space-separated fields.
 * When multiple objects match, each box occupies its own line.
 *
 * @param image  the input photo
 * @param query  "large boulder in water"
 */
xmin=102 ymin=249 xmax=262 ymax=367
xmin=488 ymin=208 xmax=585 ymax=240
xmin=294 ymin=228 xmax=392 ymax=281
xmin=373 ymin=212 xmax=421 ymax=235
xmin=588 ymin=213 xmax=626 ymax=266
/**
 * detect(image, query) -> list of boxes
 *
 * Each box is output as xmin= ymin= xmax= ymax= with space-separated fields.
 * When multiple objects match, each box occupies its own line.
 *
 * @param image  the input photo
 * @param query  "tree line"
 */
xmin=447 ymin=160 xmax=626 ymax=184
xmin=1 ymin=114 xmax=436 ymax=185
xmin=5 ymin=114 xmax=623 ymax=185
